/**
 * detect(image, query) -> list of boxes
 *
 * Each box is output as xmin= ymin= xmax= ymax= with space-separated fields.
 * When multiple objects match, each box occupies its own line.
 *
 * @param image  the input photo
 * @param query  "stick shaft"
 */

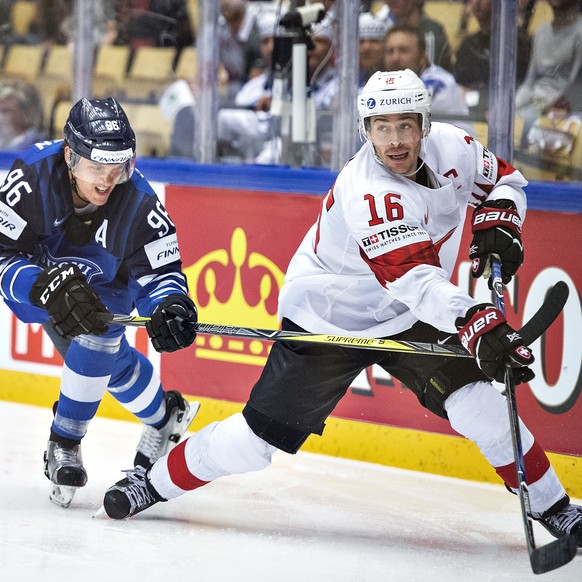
xmin=491 ymin=258 xmax=576 ymax=573
xmin=100 ymin=314 xmax=470 ymax=358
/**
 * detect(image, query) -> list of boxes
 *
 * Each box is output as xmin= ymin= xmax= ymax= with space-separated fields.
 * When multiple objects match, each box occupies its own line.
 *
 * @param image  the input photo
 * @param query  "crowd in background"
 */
xmin=1 ymin=0 xmax=582 ymax=180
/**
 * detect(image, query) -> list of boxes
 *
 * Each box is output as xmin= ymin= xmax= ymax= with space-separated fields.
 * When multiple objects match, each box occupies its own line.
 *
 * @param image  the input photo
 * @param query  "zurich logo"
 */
xmin=366 ymin=97 xmax=376 ymax=109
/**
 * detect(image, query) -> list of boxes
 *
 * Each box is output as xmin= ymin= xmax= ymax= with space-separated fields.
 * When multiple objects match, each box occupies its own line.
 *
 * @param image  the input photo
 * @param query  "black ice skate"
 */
xmin=133 ymin=390 xmax=200 ymax=468
xmin=531 ymin=495 xmax=582 ymax=547
xmin=101 ymin=465 xmax=165 ymax=519
xmin=43 ymin=439 xmax=88 ymax=508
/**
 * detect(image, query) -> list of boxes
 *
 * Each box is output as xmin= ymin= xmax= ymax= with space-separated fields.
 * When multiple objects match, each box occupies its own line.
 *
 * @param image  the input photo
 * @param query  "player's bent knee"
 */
xmin=445 ymin=380 xmax=509 ymax=444
xmin=243 ymin=405 xmax=311 ymax=454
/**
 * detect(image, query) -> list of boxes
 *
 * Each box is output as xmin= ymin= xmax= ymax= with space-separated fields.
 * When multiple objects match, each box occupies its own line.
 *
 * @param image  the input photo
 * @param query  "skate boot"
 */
xmin=531 ymin=495 xmax=582 ymax=546
xmin=134 ymin=390 xmax=200 ymax=468
xmin=43 ymin=439 xmax=88 ymax=508
xmin=102 ymin=465 xmax=165 ymax=519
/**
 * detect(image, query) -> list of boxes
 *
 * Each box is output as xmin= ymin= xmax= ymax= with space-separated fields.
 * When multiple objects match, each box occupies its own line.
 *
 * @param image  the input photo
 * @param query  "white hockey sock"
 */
xmin=150 ymin=412 xmax=277 ymax=499
xmin=445 ymin=381 xmax=566 ymax=513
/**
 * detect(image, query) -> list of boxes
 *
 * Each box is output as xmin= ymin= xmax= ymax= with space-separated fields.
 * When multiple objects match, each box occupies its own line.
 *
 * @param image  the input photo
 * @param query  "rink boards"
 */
xmin=0 ymin=161 xmax=581 ymax=496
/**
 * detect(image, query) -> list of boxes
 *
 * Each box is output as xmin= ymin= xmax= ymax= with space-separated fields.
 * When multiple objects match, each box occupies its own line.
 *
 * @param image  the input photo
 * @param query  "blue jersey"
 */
xmin=0 ymin=140 xmax=188 ymax=323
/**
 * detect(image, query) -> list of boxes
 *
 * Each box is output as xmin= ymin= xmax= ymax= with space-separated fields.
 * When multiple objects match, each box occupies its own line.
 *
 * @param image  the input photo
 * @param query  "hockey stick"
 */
xmin=98 ymin=278 xmax=568 ymax=359
xmin=491 ymin=258 xmax=576 ymax=574
xmin=99 ymin=315 xmax=471 ymax=357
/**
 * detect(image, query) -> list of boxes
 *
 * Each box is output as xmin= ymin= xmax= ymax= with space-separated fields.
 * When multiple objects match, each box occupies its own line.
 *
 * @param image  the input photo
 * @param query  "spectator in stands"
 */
xmin=255 ymin=13 xmax=338 ymax=166
xmin=233 ymin=12 xmax=277 ymax=113
xmin=0 ymin=1 xmax=14 ymax=38
xmin=21 ymin=0 xmax=72 ymax=46
xmin=525 ymin=93 xmax=581 ymax=179
xmin=0 ymin=79 xmax=46 ymax=150
xmin=384 ymin=24 xmax=472 ymax=132
xmin=358 ymin=12 xmax=390 ymax=87
xmin=455 ymin=0 xmax=531 ymax=121
xmin=113 ymin=0 xmax=193 ymax=48
xmin=516 ymin=0 xmax=582 ymax=147
xmin=165 ymin=10 xmax=278 ymax=161
xmin=218 ymin=0 xmax=263 ymax=102
xmin=217 ymin=10 xmax=278 ymax=162
xmin=11 ymin=0 xmax=118 ymax=46
xmin=166 ymin=12 xmax=338 ymax=167
xmin=375 ymin=0 xmax=454 ymax=71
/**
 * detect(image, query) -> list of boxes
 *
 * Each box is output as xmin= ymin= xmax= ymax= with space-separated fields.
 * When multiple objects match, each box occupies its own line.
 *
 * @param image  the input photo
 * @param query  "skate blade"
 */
xmin=49 ymin=484 xmax=78 ymax=508
xmin=92 ymin=505 xmax=108 ymax=519
xmin=182 ymin=400 xmax=201 ymax=434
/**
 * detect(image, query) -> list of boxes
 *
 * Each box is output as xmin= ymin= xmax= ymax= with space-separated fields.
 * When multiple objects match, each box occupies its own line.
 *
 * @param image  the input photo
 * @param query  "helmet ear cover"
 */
xmin=358 ymin=69 xmax=432 ymax=139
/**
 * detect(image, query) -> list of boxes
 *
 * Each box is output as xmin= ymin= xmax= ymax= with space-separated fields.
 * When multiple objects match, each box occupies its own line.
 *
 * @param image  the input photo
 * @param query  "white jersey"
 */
xmin=279 ymin=122 xmax=528 ymax=337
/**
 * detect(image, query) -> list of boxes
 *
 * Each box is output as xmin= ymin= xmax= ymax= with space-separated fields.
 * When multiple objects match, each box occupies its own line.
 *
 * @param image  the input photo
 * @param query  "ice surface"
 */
xmin=0 ymin=401 xmax=579 ymax=581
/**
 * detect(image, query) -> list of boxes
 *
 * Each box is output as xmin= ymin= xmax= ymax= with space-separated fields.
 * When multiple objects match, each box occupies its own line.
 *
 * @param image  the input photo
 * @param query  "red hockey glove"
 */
xmin=469 ymin=199 xmax=523 ymax=286
xmin=456 ymin=303 xmax=535 ymax=384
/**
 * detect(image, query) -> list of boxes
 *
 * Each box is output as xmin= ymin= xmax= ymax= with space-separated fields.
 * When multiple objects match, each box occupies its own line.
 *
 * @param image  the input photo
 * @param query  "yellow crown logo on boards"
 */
xmin=183 ymin=227 xmax=285 ymax=366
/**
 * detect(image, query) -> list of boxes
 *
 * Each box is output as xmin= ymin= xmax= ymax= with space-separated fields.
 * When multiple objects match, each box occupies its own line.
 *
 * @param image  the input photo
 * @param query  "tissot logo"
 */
xmin=362 ymin=224 xmax=419 ymax=247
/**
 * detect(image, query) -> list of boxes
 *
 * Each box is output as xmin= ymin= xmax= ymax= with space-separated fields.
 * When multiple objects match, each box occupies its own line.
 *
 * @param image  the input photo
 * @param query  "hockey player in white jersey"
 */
xmin=0 ymin=98 xmax=200 ymax=507
xmin=101 ymin=70 xmax=582 ymax=548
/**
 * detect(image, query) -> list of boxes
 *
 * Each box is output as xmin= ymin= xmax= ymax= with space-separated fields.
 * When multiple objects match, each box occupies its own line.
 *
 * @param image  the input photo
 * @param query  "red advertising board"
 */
xmin=163 ymin=185 xmax=582 ymax=456
xmin=163 ymin=185 xmax=322 ymax=402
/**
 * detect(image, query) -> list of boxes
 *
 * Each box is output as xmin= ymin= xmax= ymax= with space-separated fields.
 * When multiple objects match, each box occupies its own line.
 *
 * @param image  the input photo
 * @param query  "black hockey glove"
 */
xmin=146 ymin=294 xmax=198 ymax=353
xmin=30 ymin=265 xmax=109 ymax=338
xmin=469 ymin=199 xmax=523 ymax=286
xmin=456 ymin=303 xmax=535 ymax=384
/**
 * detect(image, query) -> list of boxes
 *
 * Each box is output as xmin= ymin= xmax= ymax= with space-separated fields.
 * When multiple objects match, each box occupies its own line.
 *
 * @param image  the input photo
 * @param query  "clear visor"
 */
xmin=68 ymin=149 xmax=136 ymax=185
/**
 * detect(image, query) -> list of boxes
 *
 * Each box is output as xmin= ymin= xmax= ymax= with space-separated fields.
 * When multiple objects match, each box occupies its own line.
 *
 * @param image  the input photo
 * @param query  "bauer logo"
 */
xmin=145 ymin=233 xmax=180 ymax=269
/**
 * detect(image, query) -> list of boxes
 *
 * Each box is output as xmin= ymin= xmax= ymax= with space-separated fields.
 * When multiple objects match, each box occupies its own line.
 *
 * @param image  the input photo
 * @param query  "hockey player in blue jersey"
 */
xmin=0 ymin=97 xmax=199 ymax=507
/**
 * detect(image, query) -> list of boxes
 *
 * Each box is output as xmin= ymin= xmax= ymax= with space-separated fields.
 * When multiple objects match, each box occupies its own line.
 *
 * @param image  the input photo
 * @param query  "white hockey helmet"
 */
xmin=357 ymin=69 xmax=432 ymax=138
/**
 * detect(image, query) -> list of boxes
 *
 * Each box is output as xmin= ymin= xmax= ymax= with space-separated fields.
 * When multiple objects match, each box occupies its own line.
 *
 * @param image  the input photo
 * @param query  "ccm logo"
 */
xmin=39 ymin=266 xmax=75 ymax=305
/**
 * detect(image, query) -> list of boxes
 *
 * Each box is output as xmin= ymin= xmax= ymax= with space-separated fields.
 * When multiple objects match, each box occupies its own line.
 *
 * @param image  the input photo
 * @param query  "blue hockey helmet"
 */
xmin=64 ymin=97 xmax=136 ymax=183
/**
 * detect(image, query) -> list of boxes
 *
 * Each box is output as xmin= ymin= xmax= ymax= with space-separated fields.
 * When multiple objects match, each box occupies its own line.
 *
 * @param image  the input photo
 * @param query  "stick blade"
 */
xmin=520 ymin=281 xmax=569 ymax=346
xmin=530 ymin=534 xmax=577 ymax=575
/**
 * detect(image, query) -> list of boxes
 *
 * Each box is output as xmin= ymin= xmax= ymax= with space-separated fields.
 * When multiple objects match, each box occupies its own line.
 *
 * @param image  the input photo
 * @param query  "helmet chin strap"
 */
xmin=68 ymin=172 xmax=90 ymax=208
xmin=402 ymin=154 xmax=427 ymax=179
